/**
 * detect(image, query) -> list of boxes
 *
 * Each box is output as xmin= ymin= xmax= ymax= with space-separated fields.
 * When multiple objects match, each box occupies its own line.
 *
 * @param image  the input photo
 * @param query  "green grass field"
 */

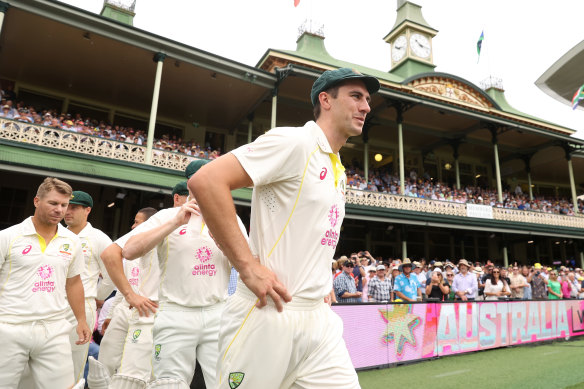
xmin=358 ymin=338 xmax=584 ymax=389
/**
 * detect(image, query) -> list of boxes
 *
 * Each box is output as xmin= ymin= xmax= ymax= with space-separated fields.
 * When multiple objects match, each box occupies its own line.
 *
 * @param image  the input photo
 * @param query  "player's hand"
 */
xmin=174 ymin=199 xmax=201 ymax=226
xmin=125 ymin=291 xmax=158 ymax=317
xmin=240 ymin=257 xmax=292 ymax=312
xmin=75 ymin=321 xmax=92 ymax=345
xmin=101 ymin=318 xmax=111 ymax=334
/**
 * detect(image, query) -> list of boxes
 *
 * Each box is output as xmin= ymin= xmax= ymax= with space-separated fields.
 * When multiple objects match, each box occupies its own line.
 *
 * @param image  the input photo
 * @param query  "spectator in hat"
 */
xmin=426 ymin=261 xmax=443 ymax=284
xmin=531 ymin=263 xmax=548 ymax=300
xmin=452 ymin=259 xmax=478 ymax=301
xmin=393 ymin=258 xmax=421 ymax=302
xmin=333 ymin=261 xmax=362 ymax=303
xmin=367 ymin=265 xmax=392 ymax=303
xmin=0 ymin=104 xmax=14 ymax=119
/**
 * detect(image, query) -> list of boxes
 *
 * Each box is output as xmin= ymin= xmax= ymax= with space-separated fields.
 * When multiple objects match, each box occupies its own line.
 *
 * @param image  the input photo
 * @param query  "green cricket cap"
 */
xmin=69 ymin=191 xmax=93 ymax=208
xmin=185 ymin=159 xmax=209 ymax=179
xmin=310 ymin=67 xmax=380 ymax=106
xmin=172 ymin=181 xmax=189 ymax=196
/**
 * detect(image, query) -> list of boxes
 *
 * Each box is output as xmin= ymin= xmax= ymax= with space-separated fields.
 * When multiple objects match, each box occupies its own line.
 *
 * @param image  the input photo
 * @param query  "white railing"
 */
xmin=0 ymin=118 xmax=197 ymax=172
xmin=2 ymin=118 xmax=583 ymax=229
xmin=346 ymin=189 xmax=584 ymax=229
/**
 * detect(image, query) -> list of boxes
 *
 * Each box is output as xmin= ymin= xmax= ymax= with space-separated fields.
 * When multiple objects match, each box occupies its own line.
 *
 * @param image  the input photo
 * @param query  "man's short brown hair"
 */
xmin=36 ymin=177 xmax=72 ymax=198
xmin=137 ymin=207 xmax=158 ymax=221
xmin=312 ymin=85 xmax=340 ymax=120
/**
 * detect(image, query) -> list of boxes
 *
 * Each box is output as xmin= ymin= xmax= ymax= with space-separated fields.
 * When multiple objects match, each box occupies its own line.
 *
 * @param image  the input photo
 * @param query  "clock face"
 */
xmin=392 ymin=35 xmax=407 ymax=62
xmin=410 ymin=33 xmax=431 ymax=59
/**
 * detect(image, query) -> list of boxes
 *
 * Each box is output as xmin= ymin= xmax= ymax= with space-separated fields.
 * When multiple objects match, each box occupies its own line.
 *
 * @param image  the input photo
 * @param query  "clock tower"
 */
xmin=384 ymin=0 xmax=437 ymax=79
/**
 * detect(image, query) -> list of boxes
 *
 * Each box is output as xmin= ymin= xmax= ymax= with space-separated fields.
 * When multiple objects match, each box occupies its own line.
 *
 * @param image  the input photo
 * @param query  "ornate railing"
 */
xmin=2 ymin=118 xmax=583 ymax=229
xmin=346 ymin=189 xmax=584 ymax=229
xmin=0 ymin=118 xmax=197 ymax=172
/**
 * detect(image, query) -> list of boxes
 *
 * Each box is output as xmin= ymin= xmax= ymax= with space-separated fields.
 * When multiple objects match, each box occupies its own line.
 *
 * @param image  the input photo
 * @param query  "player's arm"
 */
xmin=101 ymin=243 xmax=158 ymax=317
xmin=65 ymin=275 xmax=91 ymax=345
xmin=122 ymin=201 xmax=198 ymax=260
xmin=189 ymin=153 xmax=292 ymax=312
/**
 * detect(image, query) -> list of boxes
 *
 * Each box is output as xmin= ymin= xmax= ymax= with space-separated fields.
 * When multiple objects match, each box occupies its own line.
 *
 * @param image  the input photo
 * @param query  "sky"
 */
xmin=60 ymin=0 xmax=584 ymax=138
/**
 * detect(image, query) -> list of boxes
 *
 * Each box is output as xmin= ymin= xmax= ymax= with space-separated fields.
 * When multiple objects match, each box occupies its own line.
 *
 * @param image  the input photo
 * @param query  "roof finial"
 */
xmin=297 ymin=19 xmax=324 ymax=39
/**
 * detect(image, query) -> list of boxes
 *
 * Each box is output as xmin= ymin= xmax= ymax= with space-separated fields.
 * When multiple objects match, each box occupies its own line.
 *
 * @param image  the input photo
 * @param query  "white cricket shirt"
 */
xmin=231 ymin=121 xmax=346 ymax=301
xmin=130 ymin=207 xmax=246 ymax=307
xmin=0 ymin=217 xmax=83 ymax=323
xmin=74 ymin=222 xmax=112 ymax=300
xmin=115 ymin=232 xmax=159 ymax=302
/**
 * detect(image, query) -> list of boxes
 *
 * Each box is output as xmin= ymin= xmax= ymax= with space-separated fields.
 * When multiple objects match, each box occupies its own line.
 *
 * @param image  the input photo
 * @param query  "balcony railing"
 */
xmin=2 ymin=118 xmax=583 ymax=230
xmin=346 ymin=190 xmax=584 ymax=229
xmin=0 ymin=118 xmax=196 ymax=172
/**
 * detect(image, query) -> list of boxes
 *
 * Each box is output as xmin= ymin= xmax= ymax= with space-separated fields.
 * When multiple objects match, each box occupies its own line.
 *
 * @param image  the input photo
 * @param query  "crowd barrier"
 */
xmin=331 ymin=299 xmax=584 ymax=370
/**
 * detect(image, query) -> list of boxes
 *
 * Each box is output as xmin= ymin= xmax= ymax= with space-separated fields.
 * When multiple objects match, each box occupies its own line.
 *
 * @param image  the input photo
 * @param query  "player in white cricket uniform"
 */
xmin=123 ymin=161 xmax=247 ymax=389
xmin=189 ymin=68 xmax=379 ymax=388
xmin=93 ymin=207 xmax=159 ymax=387
xmin=0 ymin=177 xmax=91 ymax=388
xmin=63 ymin=190 xmax=114 ymax=382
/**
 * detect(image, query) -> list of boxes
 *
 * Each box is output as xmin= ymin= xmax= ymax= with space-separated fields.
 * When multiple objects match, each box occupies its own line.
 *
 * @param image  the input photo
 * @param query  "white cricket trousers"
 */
xmin=0 ymin=319 xmax=74 ymax=389
xmin=66 ymin=298 xmax=97 ymax=382
xmin=152 ymin=301 xmax=223 ymax=387
xmin=98 ymin=300 xmax=154 ymax=380
xmin=216 ymin=281 xmax=360 ymax=389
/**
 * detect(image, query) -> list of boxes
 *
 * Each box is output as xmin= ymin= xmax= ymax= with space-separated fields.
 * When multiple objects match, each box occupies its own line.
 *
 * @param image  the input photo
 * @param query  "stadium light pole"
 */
xmin=145 ymin=52 xmax=166 ymax=164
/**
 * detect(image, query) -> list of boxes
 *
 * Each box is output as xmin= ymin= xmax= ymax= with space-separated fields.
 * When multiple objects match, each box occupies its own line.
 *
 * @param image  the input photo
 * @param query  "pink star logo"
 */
xmin=328 ymin=205 xmax=339 ymax=228
xmin=195 ymin=246 xmax=212 ymax=263
xmin=38 ymin=265 xmax=54 ymax=280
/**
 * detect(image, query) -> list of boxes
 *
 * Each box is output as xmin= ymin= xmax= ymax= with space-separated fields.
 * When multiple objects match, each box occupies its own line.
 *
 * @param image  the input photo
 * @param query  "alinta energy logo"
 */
xmin=192 ymin=246 xmax=216 ymax=277
xmin=33 ymin=265 xmax=56 ymax=293
xmin=154 ymin=344 xmax=162 ymax=361
xmin=320 ymin=204 xmax=339 ymax=248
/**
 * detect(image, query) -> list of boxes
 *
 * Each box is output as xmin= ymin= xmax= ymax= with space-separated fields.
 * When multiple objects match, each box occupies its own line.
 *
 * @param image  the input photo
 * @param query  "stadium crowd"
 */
xmin=332 ymin=251 xmax=584 ymax=303
xmin=0 ymin=96 xmax=222 ymax=159
xmin=1 ymin=92 xmax=582 ymax=216
xmin=345 ymin=165 xmax=584 ymax=215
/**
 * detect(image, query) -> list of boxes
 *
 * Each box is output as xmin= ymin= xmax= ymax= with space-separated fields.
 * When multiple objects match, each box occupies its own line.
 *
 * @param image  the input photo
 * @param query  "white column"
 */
xmin=493 ymin=142 xmax=503 ymax=203
xmin=455 ymin=158 xmax=461 ymax=190
xmin=270 ymin=93 xmax=277 ymax=129
xmin=567 ymin=157 xmax=578 ymax=213
xmin=503 ymin=245 xmax=508 ymax=268
xmin=247 ymin=120 xmax=253 ymax=144
xmin=527 ymin=171 xmax=533 ymax=201
xmin=0 ymin=2 xmax=7 ymax=34
xmin=402 ymin=240 xmax=407 ymax=260
xmin=398 ymin=122 xmax=405 ymax=195
xmin=580 ymin=251 xmax=584 ymax=269
xmin=145 ymin=53 xmax=166 ymax=164
xmin=364 ymin=141 xmax=369 ymax=182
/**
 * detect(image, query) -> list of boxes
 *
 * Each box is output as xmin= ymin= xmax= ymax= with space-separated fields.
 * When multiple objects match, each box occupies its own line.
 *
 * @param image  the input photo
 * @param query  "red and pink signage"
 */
xmin=332 ymin=300 xmax=584 ymax=369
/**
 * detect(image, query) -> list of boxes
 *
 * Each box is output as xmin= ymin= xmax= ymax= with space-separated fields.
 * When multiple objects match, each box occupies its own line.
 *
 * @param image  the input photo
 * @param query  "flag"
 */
xmin=571 ymin=84 xmax=584 ymax=110
xmin=294 ymin=0 xmax=300 ymax=6
xmin=476 ymin=30 xmax=484 ymax=63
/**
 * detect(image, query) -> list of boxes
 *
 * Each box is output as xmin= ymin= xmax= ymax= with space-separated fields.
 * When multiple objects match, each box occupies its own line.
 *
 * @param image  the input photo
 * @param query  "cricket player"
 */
xmin=63 ymin=190 xmax=114 ymax=382
xmin=190 ymin=68 xmax=379 ymax=388
xmin=90 ymin=207 xmax=159 ymax=388
xmin=0 ymin=177 xmax=91 ymax=388
xmin=122 ymin=160 xmax=247 ymax=389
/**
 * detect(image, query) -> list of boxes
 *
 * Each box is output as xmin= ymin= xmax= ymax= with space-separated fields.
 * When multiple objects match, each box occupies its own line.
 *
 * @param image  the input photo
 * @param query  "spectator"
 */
xmin=567 ymin=272 xmax=582 ymax=298
xmin=425 ymin=271 xmax=450 ymax=301
xmin=444 ymin=269 xmax=456 ymax=300
xmin=393 ymin=258 xmax=421 ymax=302
xmin=547 ymin=270 xmax=562 ymax=300
xmin=484 ymin=267 xmax=511 ymax=300
xmin=413 ymin=261 xmax=426 ymax=298
xmin=509 ymin=265 xmax=529 ymax=299
xmin=333 ymin=261 xmax=362 ymax=303
xmin=560 ymin=273 xmax=571 ymax=299
xmin=531 ymin=264 xmax=548 ymax=299
xmin=367 ymin=265 xmax=392 ymax=303
xmin=452 ymin=259 xmax=478 ymax=301
xmin=352 ymin=256 xmax=368 ymax=302
xmin=521 ymin=266 xmax=533 ymax=300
